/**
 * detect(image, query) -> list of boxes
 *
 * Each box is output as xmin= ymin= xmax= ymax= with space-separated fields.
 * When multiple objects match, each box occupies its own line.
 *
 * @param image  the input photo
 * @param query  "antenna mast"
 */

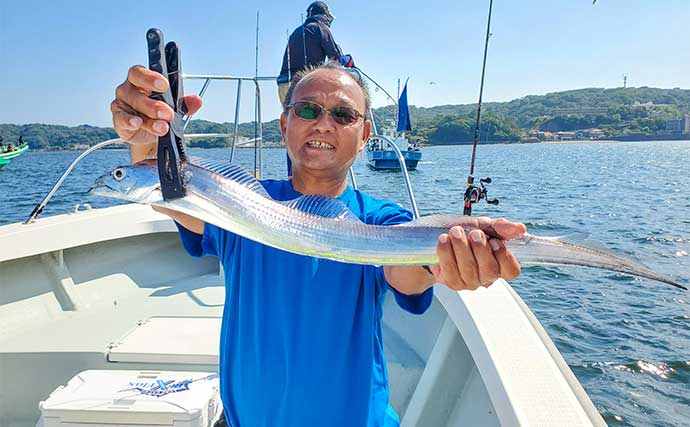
xmin=255 ymin=11 xmax=260 ymax=77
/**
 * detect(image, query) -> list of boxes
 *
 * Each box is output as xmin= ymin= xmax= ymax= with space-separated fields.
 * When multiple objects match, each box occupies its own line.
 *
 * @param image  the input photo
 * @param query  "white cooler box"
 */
xmin=38 ymin=370 xmax=222 ymax=427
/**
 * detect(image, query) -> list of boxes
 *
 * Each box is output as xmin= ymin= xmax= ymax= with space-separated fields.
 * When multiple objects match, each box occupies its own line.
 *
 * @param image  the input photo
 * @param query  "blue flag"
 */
xmin=396 ymin=81 xmax=412 ymax=133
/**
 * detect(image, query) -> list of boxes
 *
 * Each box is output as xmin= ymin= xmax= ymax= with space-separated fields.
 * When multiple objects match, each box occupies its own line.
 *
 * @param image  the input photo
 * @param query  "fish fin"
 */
xmin=540 ymin=233 xmax=687 ymax=291
xmin=550 ymin=232 xmax=651 ymax=267
xmin=189 ymin=158 xmax=270 ymax=198
xmin=548 ymin=232 xmax=590 ymax=243
xmin=282 ymin=195 xmax=362 ymax=221
xmin=394 ymin=214 xmax=475 ymax=229
xmin=190 ymin=157 xmax=360 ymax=221
xmin=549 ymin=232 xmax=634 ymax=257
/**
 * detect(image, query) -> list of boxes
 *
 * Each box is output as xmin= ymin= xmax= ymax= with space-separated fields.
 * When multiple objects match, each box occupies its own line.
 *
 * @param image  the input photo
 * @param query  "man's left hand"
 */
xmin=428 ymin=218 xmax=525 ymax=291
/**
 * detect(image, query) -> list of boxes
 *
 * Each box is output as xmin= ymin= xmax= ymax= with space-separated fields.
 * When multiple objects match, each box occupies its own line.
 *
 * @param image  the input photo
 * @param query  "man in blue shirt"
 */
xmin=111 ymin=62 xmax=525 ymax=426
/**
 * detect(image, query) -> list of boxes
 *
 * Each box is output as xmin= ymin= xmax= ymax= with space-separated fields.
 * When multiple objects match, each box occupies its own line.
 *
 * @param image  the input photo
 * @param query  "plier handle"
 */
xmin=147 ymin=28 xmax=188 ymax=200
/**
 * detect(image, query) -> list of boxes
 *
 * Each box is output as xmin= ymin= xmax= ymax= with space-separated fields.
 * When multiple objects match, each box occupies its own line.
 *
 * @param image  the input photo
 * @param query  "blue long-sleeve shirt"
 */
xmin=175 ymin=179 xmax=433 ymax=427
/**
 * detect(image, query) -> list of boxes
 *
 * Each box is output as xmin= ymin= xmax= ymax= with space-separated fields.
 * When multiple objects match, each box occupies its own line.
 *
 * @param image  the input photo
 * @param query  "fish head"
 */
xmin=89 ymin=161 xmax=161 ymax=203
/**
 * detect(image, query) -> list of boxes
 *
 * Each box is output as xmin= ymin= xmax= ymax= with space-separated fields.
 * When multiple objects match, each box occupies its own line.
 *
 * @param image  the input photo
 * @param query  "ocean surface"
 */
xmin=1 ymin=141 xmax=689 ymax=426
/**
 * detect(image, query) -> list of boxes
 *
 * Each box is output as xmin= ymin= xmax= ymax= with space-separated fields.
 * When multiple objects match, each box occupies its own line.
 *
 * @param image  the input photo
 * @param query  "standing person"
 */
xmin=277 ymin=1 xmax=354 ymax=106
xmin=111 ymin=61 xmax=524 ymax=427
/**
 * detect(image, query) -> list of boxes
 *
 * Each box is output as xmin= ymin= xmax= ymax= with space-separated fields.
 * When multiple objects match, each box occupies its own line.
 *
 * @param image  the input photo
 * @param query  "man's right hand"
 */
xmin=110 ymin=65 xmax=205 ymax=236
xmin=111 ymin=65 xmax=202 ymax=145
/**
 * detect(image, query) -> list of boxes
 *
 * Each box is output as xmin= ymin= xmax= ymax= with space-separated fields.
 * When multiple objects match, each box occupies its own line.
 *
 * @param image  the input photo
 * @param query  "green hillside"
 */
xmin=379 ymin=87 xmax=690 ymax=143
xmin=2 ymin=87 xmax=688 ymax=149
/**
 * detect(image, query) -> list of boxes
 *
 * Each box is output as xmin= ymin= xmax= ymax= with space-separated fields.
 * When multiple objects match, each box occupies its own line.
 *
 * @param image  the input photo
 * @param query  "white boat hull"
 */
xmin=0 ymin=204 xmax=605 ymax=426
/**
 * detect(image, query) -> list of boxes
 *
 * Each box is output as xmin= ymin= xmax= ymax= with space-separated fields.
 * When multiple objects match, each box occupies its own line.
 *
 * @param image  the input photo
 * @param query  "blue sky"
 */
xmin=1 ymin=0 xmax=688 ymax=127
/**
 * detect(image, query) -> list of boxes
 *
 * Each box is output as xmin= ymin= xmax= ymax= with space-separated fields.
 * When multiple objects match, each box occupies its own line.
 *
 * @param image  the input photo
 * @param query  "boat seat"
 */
xmin=107 ymin=316 xmax=221 ymax=365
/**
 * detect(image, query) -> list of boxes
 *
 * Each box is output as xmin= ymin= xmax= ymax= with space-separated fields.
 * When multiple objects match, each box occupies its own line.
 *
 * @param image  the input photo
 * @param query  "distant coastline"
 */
xmin=23 ymin=138 xmax=690 ymax=151
xmin=3 ymin=86 xmax=689 ymax=150
xmin=420 ymin=135 xmax=690 ymax=146
xmin=539 ymin=139 xmax=616 ymax=144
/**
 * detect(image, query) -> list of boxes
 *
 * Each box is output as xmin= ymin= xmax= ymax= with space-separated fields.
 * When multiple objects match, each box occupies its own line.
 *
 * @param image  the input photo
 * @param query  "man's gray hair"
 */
xmin=283 ymin=61 xmax=371 ymax=118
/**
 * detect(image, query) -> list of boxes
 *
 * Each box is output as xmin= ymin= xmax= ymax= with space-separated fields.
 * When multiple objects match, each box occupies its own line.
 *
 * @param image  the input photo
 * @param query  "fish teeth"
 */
xmin=306 ymin=140 xmax=335 ymax=149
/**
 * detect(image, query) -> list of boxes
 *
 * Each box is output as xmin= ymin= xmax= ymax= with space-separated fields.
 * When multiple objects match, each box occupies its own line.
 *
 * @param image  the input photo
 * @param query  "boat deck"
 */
xmin=0 ymin=206 xmax=436 ymax=426
xmin=1 ymin=204 xmax=605 ymax=427
xmin=1 ymin=268 xmax=439 ymax=427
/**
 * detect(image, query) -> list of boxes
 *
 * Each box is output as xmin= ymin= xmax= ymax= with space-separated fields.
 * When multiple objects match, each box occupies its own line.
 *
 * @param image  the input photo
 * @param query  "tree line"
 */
xmin=2 ymin=87 xmax=688 ymax=149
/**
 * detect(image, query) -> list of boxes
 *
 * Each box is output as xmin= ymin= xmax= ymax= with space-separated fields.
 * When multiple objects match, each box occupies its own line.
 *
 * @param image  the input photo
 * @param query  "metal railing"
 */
xmin=23 ymin=132 xmax=258 ymax=224
xmin=365 ymin=107 xmax=420 ymax=218
xmin=183 ymin=74 xmax=275 ymax=178
xmin=367 ymin=134 xmax=420 ymax=219
xmin=25 ymin=74 xmax=272 ymax=223
xmin=26 ymin=72 xmax=421 ymax=222
xmin=26 ymin=138 xmax=122 ymax=223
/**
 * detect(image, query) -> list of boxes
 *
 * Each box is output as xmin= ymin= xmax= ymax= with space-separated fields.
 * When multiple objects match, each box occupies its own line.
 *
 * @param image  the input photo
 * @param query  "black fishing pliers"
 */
xmin=147 ymin=28 xmax=188 ymax=200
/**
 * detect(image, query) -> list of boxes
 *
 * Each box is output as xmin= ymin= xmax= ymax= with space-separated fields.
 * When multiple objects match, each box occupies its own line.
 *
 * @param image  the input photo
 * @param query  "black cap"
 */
xmin=307 ymin=1 xmax=334 ymax=19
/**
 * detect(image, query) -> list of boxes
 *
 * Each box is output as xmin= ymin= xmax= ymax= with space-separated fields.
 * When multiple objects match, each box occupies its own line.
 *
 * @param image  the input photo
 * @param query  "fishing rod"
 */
xmin=464 ymin=0 xmax=499 ymax=216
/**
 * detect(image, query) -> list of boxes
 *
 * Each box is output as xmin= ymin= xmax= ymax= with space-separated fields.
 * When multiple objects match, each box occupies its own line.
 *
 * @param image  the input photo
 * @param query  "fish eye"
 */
xmin=112 ymin=168 xmax=125 ymax=181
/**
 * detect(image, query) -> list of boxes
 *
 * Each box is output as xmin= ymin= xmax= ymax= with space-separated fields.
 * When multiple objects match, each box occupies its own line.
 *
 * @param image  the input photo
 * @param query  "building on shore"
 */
xmin=575 ymin=129 xmax=607 ymax=140
xmin=556 ymin=131 xmax=576 ymax=141
xmin=527 ymin=130 xmax=557 ymax=141
xmin=665 ymin=115 xmax=690 ymax=134
xmin=528 ymin=128 xmax=607 ymax=142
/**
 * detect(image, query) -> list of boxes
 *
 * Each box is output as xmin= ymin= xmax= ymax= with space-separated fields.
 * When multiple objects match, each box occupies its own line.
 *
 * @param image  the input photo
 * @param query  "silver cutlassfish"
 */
xmin=89 ymin=159 xmax=686 ymax=290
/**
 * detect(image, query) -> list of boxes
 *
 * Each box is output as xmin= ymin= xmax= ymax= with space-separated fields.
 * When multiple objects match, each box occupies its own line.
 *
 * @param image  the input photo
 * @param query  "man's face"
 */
xmin=280 ymin=69 xmax=371 ymax=178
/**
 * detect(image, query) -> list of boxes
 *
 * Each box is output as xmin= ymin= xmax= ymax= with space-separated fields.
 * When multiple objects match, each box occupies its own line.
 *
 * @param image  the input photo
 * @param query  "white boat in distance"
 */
xmin=367 ymin=129 xmax=423 ymax=171
xmin=0 ymin=73 xmax=605 ymax=427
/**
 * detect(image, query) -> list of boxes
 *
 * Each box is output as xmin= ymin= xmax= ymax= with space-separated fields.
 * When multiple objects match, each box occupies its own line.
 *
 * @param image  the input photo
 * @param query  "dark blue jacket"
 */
xmin=277 ymin=15 xmax=343 ymax=84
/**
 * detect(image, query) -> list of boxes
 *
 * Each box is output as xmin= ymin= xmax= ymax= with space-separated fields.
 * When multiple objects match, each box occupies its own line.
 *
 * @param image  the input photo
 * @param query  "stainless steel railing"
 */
xmin=25 ymin=74 xmax=272 ymax=223
xmin=23 ymin=133 xmax=259 ymax=224
xmin=183 ymin=74 xmax=275 ymax=178
xmin=26 ymin=72 xmax=421 ymax=222
xmin=366 ymin=134 xmax=420 ymax=219
xmin=25 ymin=138 xmax=122 ymax=223
xmin=364 ymin=106 xmax=420 ymax=219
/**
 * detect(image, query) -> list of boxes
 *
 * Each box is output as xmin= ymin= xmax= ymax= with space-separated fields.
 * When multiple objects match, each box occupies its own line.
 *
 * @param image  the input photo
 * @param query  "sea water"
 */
xmin=1 ymin=140 xmax=689 ymax=426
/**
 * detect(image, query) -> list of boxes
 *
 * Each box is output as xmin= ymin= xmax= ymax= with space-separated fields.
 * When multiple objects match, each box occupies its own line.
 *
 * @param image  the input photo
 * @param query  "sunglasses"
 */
xmin=287 ymin=101 xmax=367 ymax=126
